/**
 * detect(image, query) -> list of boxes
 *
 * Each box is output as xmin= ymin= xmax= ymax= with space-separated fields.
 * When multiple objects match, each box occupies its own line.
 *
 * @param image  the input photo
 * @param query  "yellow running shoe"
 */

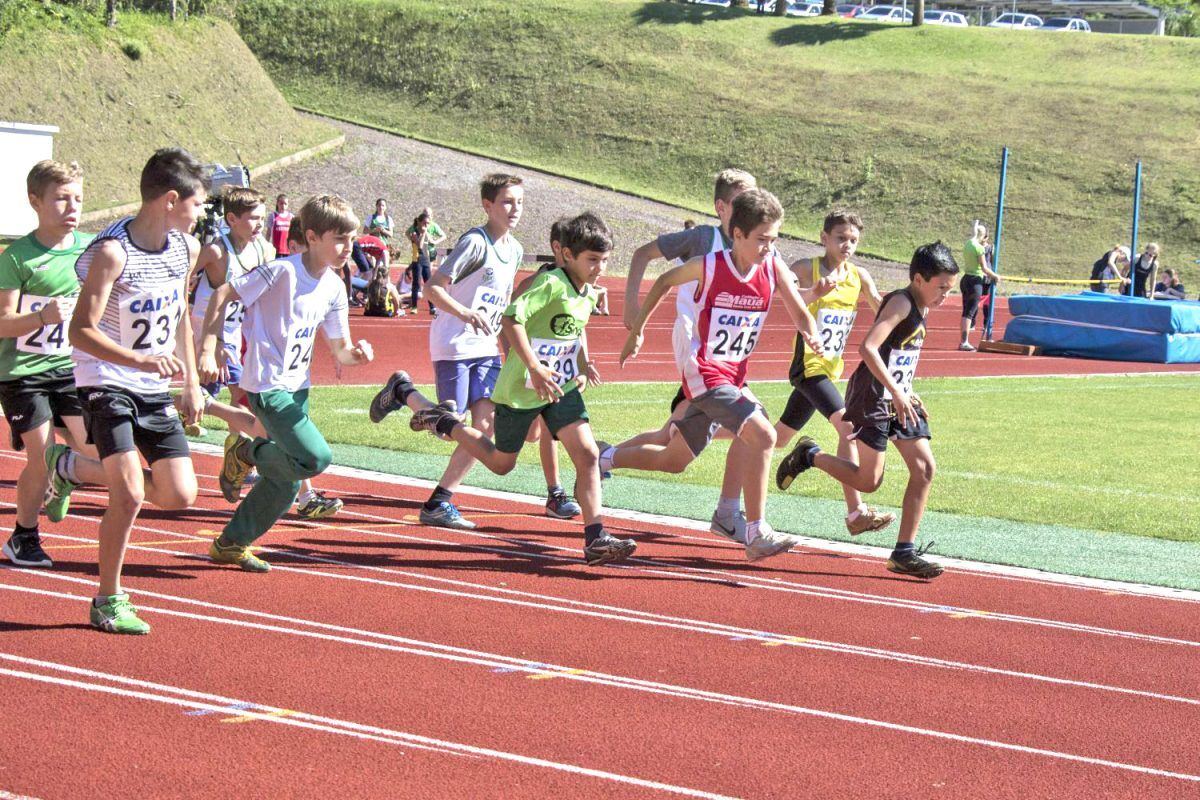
xmin=219 ymin=433 xmax=254 ymax=503
xmin=209 ymin=537 xmax=270 ymax=573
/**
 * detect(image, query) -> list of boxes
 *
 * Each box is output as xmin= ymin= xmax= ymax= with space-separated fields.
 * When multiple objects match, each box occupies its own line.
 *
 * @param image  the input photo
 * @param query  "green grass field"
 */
xmin=234 ymin=0 xmax=1200 ymax=278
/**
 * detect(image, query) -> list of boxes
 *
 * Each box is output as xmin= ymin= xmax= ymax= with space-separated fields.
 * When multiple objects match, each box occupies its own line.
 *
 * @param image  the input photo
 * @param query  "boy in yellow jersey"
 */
xmin=773 ymin=211 xmax=893 ymax=536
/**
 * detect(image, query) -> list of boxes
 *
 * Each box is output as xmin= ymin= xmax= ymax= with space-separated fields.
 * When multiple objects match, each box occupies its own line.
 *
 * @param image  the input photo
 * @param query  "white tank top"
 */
xmin=191 ymin=232 xmax=266 ymax=343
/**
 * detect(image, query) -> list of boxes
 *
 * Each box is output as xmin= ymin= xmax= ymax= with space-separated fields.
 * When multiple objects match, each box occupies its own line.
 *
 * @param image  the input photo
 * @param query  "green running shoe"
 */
xmin=90 ymin=593 xmax=151 ymax=635
xmin=43 ymin=443 xmax=76 ymax=523
xmin=209 ymin=537 xmax=270 ymax=573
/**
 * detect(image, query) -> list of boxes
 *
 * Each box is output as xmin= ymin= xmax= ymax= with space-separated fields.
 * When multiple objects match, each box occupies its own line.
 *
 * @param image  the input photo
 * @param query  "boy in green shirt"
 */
xmin=370 ymin=212 xmax=635 ymax=566
xmin=0 ymin=160 xmax=106 ymax=568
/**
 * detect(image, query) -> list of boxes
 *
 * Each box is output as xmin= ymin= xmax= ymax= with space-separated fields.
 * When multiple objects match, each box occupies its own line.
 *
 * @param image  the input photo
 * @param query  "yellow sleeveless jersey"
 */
xmin=790 ymin=258 xmax=862 ymax=382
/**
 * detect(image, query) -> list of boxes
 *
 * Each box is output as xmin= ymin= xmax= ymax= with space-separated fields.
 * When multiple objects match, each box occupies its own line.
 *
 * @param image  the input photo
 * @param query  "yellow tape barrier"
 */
xmin=999 ymin=276 xmax=1124 ymax=285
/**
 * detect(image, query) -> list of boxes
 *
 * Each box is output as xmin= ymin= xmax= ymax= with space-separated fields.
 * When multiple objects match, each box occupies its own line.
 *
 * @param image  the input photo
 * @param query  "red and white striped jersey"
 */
xmin=680 ymin=250 xmax=778 ymax=398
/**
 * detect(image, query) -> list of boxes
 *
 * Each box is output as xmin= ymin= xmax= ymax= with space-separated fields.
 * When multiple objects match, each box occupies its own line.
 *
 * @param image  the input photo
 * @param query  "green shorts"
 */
xmin=493 ymin=388 xmax=588 ymax=454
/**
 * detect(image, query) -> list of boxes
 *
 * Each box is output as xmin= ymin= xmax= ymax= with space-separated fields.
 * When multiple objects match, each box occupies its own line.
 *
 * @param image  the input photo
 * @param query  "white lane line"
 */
xmin=0 ymin=654 xmax=735 ymax=799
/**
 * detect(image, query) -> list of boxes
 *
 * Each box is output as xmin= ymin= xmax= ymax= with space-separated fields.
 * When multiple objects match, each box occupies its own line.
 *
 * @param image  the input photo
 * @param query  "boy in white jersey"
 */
xmin=66 ymin=148 xmax=209 ymax=634
xmin=0 ymin=160 xmax=101 ymax=569
xmin=607 ymin=190 xmax=824 ymax=562
xmin=198 ymin=195 xmax=373 ymax=573
xmin=413 ymin=174 xmax=526 ymax=530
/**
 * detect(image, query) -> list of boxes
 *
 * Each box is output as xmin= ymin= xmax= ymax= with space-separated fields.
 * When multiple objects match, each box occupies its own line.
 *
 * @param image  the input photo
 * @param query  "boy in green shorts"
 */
xmin=0 ymin=160 xmax=104 ymax=567
xmin=370 ymin=212 xmax=636 ymax=566
xmin=198 ymin=195 xmax=374 ymax=572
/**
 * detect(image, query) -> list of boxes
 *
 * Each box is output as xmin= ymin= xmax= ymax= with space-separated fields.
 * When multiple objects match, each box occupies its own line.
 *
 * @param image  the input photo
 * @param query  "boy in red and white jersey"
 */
xmin=605 ymin=189 xmax=824 ymax=562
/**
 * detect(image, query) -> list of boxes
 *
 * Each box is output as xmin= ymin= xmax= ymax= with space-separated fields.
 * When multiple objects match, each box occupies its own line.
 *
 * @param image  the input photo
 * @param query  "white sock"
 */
xmin=598 ymin=445 xmax=616 ymax=474
xmin=744 ymin=519 xmax=761 ymax=544
xmin=846 ymin=505 xmax=866 ymax=522
xmin=58 ymin=449 xmax=79 ymax=484
xmin=716 ymin=496 xmax=741 ymax=517
xmin=297 ymin=489 xmax=317 ymax=504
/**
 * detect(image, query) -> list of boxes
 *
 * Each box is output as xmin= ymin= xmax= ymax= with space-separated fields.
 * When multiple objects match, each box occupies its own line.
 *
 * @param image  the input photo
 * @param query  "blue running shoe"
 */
xmin=419 ymin=501 xmax=477 ymax=530
xmin=545 ymin=489 xmax=581 ymax=519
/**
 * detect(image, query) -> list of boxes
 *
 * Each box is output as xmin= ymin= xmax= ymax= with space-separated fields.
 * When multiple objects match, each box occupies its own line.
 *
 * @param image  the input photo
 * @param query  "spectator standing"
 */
xmin=365 ymin=198 xmax=394 ymax=244
xmin=265 ymin=194 xmax=293 ymax=256
xmin=1131 ymin=243 xmax=1161 ymax=299
xmin=1090 ymin=245 xmax=1130 ymax=293
xmin=407 ymin=212 xmax=436 ymax=315
xmin=959 ymin=220 xmax=1000 ymax=351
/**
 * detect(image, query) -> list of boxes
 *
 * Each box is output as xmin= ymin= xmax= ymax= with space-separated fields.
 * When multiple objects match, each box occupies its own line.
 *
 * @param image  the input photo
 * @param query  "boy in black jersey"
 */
xmin=776 ymin=242 xmax=959 ymax=580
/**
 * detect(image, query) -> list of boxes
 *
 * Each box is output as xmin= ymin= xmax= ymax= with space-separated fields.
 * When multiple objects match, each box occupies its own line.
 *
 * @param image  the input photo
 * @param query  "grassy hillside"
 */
xmin=0 ymin=3 xmax=336 ymax=209
xmin=237 ymin=0 xmax=1200 ymax=278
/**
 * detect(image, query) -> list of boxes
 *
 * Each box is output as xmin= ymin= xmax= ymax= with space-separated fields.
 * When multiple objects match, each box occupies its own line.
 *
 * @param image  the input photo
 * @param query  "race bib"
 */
xmin=281 ymin=323 xmax=318 ymax=379
xmin=16 ymin=294 xmax=75 ymax=356
xmin=706 ymin=310 xmax=764 ymax=364
xmin=526 ymin=337 xmax=580 ymax=389
xmin=223 ymin=299 xmax=246 ymax=333
xmin=883 ymin=349 xmax=921 ymax=401
xmin=471 ymin=285 xmax=507 ymax=336
xmin=817 ymin=307 xmax=856 ymax=360
xmin=119 ymin=289 xmax=183 ymax=355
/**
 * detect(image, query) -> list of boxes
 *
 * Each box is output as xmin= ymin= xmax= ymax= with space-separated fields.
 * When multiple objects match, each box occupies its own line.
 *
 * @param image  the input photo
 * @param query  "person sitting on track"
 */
xmin=1152 ymin=268 xmax=1186 ymax=301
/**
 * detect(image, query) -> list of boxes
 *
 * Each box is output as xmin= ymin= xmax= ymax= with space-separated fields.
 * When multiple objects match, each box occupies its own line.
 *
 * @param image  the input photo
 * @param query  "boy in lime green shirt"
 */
xmin=369 ymin=212 xmax=635 ymax=566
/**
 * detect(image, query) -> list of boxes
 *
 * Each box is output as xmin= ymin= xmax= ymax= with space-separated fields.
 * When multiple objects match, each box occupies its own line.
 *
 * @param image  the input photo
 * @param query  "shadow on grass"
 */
xmin=634 ymin=3 xmax=884 ymax=47
xmin=634 ymin=2 xmax=756 ymax=27
xmin=770 ymin=20 xmax=879 ymax=46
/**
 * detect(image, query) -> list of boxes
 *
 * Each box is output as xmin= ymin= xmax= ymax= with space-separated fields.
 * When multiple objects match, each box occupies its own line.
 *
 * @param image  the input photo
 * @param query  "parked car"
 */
xmin=785 ymin=1 xmax=824 ymax=15
xmin=836 ymin=3 xmax=868 ymax=16
xmin=987 ymin=12 xmax=1043 ymax=28
xmin=858 ymin=4 xmax=914 ymax=22
xmin=693 ymin=0 xmax=731 ymax=7
xmin=1040 ymin=16 xmax=1091 ymax=30
xmin=924 ymin=9 xmax=968 ymax=25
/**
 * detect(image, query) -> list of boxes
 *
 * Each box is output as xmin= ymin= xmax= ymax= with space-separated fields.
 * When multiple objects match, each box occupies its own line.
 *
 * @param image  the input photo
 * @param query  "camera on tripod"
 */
xmin=194 ymin=163 xmax=251 ymax=244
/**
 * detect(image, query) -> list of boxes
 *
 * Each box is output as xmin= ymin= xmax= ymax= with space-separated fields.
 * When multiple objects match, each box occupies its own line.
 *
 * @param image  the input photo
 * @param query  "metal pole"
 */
xmin=985 ymin=146 xmax=1008 ymax=341
xmin=1128 ymin=160 xmax=1142 ymax=297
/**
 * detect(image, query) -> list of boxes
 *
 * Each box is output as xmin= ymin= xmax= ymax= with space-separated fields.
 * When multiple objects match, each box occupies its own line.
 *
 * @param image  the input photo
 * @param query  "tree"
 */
xmin=823 ymin=0 xmax=837 ymax=15
xmin=913 ymin=0 xmax=924 ymax=24
xmin=730 ymin=0 xmax=749 ymax=7
xmin=106 ymin=0 xmax=117 ymax=27
xmin=775 ymin=0 xmax=789 ymax=15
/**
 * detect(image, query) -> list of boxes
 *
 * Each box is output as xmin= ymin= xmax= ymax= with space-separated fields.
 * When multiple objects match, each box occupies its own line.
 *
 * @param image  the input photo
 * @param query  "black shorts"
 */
xmin=493 ymin=388 xmax=589 ymax=454
xmin=960 ymin=274 xmax=987 ymax=323
xmin=0 ymin=367 xmax=82 ymax=451
xmin=847 ymin=407 xmax=931 ymax=453
xmin=77 ymin=386 xmax=190 ymax=464
xmin=778 ymin=375 xmax=845 ymax=432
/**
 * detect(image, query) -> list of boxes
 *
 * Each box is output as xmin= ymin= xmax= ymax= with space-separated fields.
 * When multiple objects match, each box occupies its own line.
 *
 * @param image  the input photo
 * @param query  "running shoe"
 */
xmin=419 ymin=501 xmax=476 ymax=530
xmin=545 ymin=489 xmax=581 ymax=519
xmin=776 ymin=436 xmax=820 ymax=491
xmin=219 ymin=432 xmax=254 ymax=503
xmin=296 ymin=491 xmax=344 ymax=520
xmin=369 ymin=370 xmax=415 ymax=423
xmin=846 ymin=506 xmax=896 ymax=536
xmin=2 ymin=530 xmax=52 ymax=568
xmin=90 ymin=593 xmax=150 ymax=635
xmin=958 ymin=342 xmax=977 ymax=352
xmin=887 ymin=543 xmax=944 ymax=580
xmin=209 ymin=537 xmax=270 ymax=573
xmin=709 ymin=509 xmax=748 ymax=545
xmin=409 ymin=401 xmax=460 ymax=438
xmin=42 ymin=443 xmax=76 ymax=523
xmin=184 ymin=423 xmax=208 ymax=438
xmin=745 ymin=523 xmax=802 ymax=563
xmin=583 ymin=531 xmax=637 ymax=566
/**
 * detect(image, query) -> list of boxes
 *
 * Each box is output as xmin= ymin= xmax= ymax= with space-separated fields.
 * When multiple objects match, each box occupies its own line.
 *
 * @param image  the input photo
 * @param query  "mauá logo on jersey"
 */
xmin=128 ymin=288 xmax=181 ymax=315
xmin=550 ymin=313 xmax=581 ymax=337
xmin=713 ymin=291 xmax=766 ymax=312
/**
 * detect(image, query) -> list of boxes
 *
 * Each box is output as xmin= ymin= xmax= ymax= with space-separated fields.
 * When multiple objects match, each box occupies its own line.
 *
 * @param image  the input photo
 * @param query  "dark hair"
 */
xmin=139 ymin=147 xmax=207 ymax=202
xmin=549 ymin=216 xmax=570 ymax=246
xmin=480 ymin=173 xmax=523 ymax=202
xmin=559 ymin=211 xmax=613 ymax=256
xmin=824 ymin=209 xmax=864 ymax=234
xmin=729 ymin=189 xmax=783 ymax=238
xmin=909 ymin=241 xmax=960 ymax=280
xmin=683 ymin=219 xmax=696 ymax=230
xmin=413 ymin=213 xmax=429 ymax=229
xmin=287 ymin=215 xmax=306 ymax=246
xmin=376 ymin=198 xmax=386 ymax=206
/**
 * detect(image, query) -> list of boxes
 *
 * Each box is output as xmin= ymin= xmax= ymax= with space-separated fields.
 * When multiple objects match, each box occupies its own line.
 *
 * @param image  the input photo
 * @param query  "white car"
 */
xmin=764 ymin=1 xmax=822 ymax=13
xmin=1040 ymin=16 xmax=1091 ymax=31
xmin=987 ymin=12 xmax=1043 ymax=28
xmin=858 ymin=4 xmax=914 ymax=22
xmin=924 ymin=9 xmax=968 ymax=25
xmin=693 ymin=0 xmax=730 ymax=7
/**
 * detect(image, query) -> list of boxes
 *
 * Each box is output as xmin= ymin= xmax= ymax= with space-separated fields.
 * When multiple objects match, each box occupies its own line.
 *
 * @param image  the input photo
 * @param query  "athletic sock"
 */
xmin=391 ymin=376 xmax=415 ymax=405
xmin=716 ymin=496 xmax=741 ymax=518
xmin=744 ymin=519 xmax=761 ymax=544
xmin=424 ymin=485 xmax=453 ymax=512
xmin=297 ymin=489 xmax=317 ymax=505
xmin=55 ymin=449 xmax=78 ymax=484
xmin=13 ymin=523 xmax=37 ymax=538
xmin=892 ymin=542 xmax=915 ymax=558
xmin=598 ymin=445 xmax=616 ymax=474
xmin=846 ymin=505 xmax=866 ymax=522
xmin=584 ymin=523 xmax=604 ymax=545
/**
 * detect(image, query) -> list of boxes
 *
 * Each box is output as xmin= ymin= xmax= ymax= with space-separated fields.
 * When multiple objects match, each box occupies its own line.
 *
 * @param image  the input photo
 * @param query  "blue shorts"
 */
xmin=203 ymin=341 xmax=243 ymax=398
xmin=434 ymin=356 xmax=502 ymax=412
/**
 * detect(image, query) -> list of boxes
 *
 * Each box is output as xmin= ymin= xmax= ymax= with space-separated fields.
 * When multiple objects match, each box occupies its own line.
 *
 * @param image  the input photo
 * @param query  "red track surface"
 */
xmin=3 ymin=448 xmax=1199 ymax=798
xmin=319 ymin=273 xmax=1200 ymax=387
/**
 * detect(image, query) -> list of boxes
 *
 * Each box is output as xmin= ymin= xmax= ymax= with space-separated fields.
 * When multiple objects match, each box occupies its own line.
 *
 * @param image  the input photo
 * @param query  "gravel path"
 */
xmin=253 ymin=114 xmax=910 ymax=286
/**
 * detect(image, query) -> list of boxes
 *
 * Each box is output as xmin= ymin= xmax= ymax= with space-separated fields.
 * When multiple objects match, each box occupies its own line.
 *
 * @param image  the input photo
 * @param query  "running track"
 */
xmin=3 ymin=448 xmax=1200 ymax=798
xmin=321 ymin=273 xmax=1200 ymax=386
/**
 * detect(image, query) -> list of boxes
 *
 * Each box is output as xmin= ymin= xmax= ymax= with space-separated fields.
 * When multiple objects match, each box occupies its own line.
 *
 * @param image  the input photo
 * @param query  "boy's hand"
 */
xmin=575 ymin=372 xmax=588 ymax=393
xmin=813 ymin=276 xmax=837 ymax=299
xmin=622 ymin=302 xmax=640 ymax=332
xmin=586 ymin=360 xmax=602 ymax=387
xmin=142 ymin=353 xmax=185 ymax=379
xmin=910 ymin=392 xmax=927 ymax=418
xmin=893 ymin=391 xmax=919 ymax=430
xmin=37 ymin=299 xmax=65 ymax=325
xmin=800 ymin=330 xmax=825 ymax=358
xmin=463 ymin=308 xmax=492 ymax=335
xmin=197 ymin=350 xmax=220 ymax=385
xmin=619 ymin=332 xmax=644 ymax=366
xmin=177 ymin=382 xmax=205 ymax=426
xmin=595 ymin=286 xmax=610 ymax=316
xmin=529 ymin=364 xmax=565 ymax=403
xmin=351 ymin=339 xmax=374 ymax=364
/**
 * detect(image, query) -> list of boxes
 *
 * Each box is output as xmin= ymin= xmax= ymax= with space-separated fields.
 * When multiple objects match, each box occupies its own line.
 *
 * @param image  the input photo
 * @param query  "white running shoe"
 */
xmin=745 ymin=523 xmax=801 ymax=563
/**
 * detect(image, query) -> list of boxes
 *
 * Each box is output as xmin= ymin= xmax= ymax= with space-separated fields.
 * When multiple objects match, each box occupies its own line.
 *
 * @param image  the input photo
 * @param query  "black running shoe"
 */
xmin=2 ymin=531 xmax=53 ymax=568
xmin=886 ymin=543 xmax=944 ymax=580
xmin=410 ymin=400 xmax=461 ymax=438
xmin=369 ymin=370 xmax=415 ymax=423
xmin=776 ymin=436 xmax=820 ymax=491
xmin=584 ymin=531 xmax=636 ymax=566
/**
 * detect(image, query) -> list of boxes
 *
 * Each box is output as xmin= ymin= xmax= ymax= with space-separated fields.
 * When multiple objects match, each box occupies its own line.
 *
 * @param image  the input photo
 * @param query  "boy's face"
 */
xmin=820 ymin=223 xmax=860 ymax=265
xmin=563 ymin=247 xmax=609 ymax=285
xmin=226 ymin=203 xmax=266 ymax=243
xmin=30 ymin=180 xmax=83 ymax=233
xmin=306 ymin=228 xmax=355 ymax=269
xmin=483 ymin=186 xmax=524 ymax=232
xmin=731 ymin=219 xmax=781 ymax=266
xmin=167 ymin=188 xmax=208 ymax=233
xmin=913 ymin=272 xmax=956 ymax=308
xmin=278 ymin=197 xmax=288 ymax=211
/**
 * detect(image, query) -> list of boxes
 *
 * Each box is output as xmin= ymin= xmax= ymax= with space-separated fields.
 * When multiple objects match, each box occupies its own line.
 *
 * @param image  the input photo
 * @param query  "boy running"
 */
xmin=67 ymin=147 xmax=209 ymax=634
xmin=608 ymin=190 xmax=823 ymax=562
xmin=776 ymin=242 xmax=960 ymax=580
xmin=370 ymin=212 xmax=636 ymax=566
xmin=198 ymin=195 xmax=374 ymax=572
xmin=0 ymin=160 xmax=96 ymax=568
xmin=414 ymin=174 xmax=526 ymax=531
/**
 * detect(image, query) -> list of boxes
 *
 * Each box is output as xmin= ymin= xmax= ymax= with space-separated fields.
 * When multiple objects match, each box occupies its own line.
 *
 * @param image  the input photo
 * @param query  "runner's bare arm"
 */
xmin=426 ymin=272 xmax=491 ymax=334
xmin=773 ymin=260 xmax=824 ymax=356
xmin=623 ymin=240 xmax=664 ymax=331
xmin=327 ymin=336 xmax=374 ymax=366
xmin=620 ymin=257 xmax=703 ymax=365
xmin=197 ymin=282 xmax=241 ymax=385
xmin=856 ymin=266 xmax=885 ymax=312
xmin=0 ymin=289 xmax=59 ymax=337
xmin=859 ymin=292 xmax=918 ymax=427
xmin=175 ymin=236 xmax=205 ymax=424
